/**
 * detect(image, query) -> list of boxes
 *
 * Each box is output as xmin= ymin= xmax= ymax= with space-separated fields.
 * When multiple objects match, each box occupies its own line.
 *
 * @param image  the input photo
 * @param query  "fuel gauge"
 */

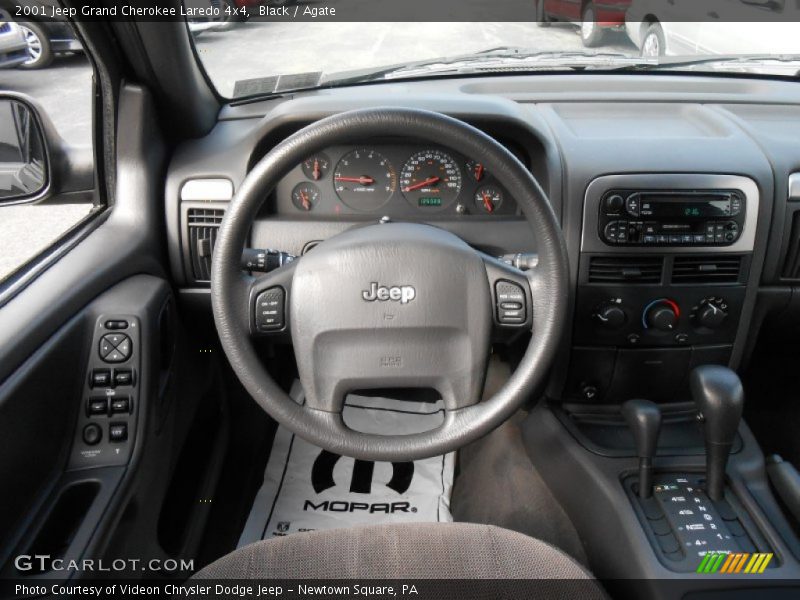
xmin=292 ymin=183 xmax=321 ymax=212
xmin=475 ymin=186 xmax=503 ymax=214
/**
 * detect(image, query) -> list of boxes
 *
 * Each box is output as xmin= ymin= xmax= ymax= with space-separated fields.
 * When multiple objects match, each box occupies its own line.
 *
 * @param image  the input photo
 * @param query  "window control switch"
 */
xmin=87 ymin=397 xmax=108 ymax=416
xmin=113 ymin=369 xmax=133 ymax=386
xmin=91 ymin=369 xmax=111 ymax=388
xmin=110 ymin=397 xmax=130 ymax=414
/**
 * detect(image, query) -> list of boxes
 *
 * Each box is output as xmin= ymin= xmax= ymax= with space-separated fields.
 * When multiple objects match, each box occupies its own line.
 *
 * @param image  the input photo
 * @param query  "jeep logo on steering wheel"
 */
xmin=362 ymin=282 xmax=416 ymax=304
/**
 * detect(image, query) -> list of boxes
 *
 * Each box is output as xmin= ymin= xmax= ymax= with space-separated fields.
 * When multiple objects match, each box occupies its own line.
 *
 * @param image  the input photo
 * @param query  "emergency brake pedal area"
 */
xmin=238 ymin=388 xmax=455 ymax=546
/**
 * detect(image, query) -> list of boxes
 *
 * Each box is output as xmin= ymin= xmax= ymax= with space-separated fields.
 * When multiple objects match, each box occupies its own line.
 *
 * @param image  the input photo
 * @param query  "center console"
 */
xmin=528 ymin=174 xmax=800 ymax=595
xmin=566 ymin=174 xmax=760 ymax=404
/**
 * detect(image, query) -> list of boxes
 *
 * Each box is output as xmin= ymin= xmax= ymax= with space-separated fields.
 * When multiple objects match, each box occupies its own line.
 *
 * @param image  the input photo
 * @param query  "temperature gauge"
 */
xmin=292 ymin=183 xmax=320 ymax=212
xmin=474 ymin=186 xmax=503 ymax=214
xmin=302 ymin=153 xmax=330 ymax=181
xmin=466 ymin=160 xmax=487 ymax=182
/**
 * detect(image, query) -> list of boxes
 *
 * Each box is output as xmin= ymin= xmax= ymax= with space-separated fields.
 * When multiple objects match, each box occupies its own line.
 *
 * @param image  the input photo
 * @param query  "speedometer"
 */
xmin=400 ymin=150 xmax=462 ymax=209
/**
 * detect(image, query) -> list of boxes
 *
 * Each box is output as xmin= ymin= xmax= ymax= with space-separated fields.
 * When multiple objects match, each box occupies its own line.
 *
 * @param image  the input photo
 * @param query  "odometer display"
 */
xmin=400 ymin=150 xmax=462 ymax=209
xmin=333 ymin=149 xmax=396 ymax=211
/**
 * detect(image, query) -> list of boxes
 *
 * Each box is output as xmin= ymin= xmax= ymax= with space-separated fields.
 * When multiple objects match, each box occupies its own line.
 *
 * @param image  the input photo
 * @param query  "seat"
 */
xmin=194 ymin=523 xmax=606 ymax=598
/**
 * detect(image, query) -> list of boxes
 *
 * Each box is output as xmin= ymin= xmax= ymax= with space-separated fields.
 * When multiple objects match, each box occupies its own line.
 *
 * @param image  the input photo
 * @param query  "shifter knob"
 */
xmin=690 ymin=365 xmax=744 ymax=501
xmin=622 ymin=399 xmax=662 ymax=499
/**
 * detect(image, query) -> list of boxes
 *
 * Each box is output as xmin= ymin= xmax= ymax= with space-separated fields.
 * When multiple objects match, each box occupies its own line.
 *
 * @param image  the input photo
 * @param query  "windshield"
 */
xmin=188 ymin=1 xmax=800 ymax=99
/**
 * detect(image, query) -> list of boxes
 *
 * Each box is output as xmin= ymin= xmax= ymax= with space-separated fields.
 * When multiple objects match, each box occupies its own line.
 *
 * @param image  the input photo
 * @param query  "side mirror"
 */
xmin=0 ymin=96 xmax=49 ymax=203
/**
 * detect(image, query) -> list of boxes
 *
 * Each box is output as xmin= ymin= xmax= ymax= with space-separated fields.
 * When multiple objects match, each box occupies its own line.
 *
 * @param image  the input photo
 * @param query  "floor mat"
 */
xmin=238 ymin=388 xmax=455 ymax=545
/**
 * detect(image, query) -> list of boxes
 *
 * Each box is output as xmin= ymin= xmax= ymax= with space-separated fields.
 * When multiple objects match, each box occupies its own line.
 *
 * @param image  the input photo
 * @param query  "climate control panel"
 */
xmin=580 ymin=288 xmax=744 ymax=348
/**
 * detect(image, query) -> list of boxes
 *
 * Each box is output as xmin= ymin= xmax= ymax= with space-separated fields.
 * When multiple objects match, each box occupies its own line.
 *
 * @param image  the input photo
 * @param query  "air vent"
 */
xmin=672 ymin=256 xmax=742 ymax=284
xmin=782 ymin=211 xmax=800 ymax=280
xmin=588 ymin=257 xmax=663 ymax=284
xmin=187 ymin=208 xmax=224 ymax=282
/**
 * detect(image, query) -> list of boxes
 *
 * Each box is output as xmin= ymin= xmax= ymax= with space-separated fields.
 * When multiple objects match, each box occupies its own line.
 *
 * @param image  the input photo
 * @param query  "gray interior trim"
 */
xmin=180 ymin=178 xmax=234 ymax=201
xmin=789 ymin=173 xmax=800 ymax=203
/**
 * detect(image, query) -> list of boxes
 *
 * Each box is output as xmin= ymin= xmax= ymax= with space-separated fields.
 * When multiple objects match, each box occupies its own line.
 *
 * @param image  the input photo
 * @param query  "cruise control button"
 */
xmin=500 ymin=302 xmax=522 ymax=310
xmin=495 ymin=281 xmax=527 ymax=324
xmin=255 ymin=287 xmax=286 ymax=331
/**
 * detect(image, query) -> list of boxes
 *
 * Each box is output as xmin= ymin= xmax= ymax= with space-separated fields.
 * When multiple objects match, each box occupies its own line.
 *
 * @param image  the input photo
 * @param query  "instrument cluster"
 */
xmin=270 ymin=143 xmax=522 ymax=218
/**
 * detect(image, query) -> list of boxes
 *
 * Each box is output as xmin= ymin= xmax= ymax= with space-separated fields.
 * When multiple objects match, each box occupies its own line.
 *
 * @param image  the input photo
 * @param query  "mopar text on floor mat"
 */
xmin=238 ymin=395 xmax=455 ymax=545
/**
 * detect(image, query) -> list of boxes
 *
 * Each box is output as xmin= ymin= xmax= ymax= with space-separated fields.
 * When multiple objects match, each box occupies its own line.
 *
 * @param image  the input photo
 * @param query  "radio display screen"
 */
xmin=640 ymin=196 xmax=731 ymax=218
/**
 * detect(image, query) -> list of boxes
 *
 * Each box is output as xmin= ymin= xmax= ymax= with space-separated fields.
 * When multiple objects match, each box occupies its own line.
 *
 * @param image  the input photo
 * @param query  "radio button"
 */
xmin=644 ymin=235 xmax=656 ymax=244
xmin=693 ymin=235 xmax=706 ymax=244
xmin=626 ymin=196 xmax=640 ymax=217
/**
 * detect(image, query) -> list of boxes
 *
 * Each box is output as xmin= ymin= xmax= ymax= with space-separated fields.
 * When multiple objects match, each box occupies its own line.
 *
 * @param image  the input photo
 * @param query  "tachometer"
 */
xmin=333 ymin=149 xmax=396 ymax=211
xmin=400 ymin=150 xmax=462 ymax=209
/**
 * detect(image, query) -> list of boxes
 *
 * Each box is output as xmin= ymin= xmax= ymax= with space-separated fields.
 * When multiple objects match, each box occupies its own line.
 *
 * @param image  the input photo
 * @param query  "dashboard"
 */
xmin=269 ymin=142 xmax=524 ymax=218
xmin=165 ymin=73 xmax=800 ymax=406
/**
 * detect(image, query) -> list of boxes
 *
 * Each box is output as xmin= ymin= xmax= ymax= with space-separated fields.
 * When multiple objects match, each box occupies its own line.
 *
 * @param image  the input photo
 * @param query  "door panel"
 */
xmin=0 ymin=275 xmax=172 ymax=575
xmin=0 ymin=85 xmax=172 ymax=576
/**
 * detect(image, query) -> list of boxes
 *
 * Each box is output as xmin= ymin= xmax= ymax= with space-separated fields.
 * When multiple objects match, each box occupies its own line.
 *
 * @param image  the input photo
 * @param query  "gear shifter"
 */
xmin=690 ymin=365 xmax=745 ymax=501
xmin=622 ymin=399 xmax=662 ymax=499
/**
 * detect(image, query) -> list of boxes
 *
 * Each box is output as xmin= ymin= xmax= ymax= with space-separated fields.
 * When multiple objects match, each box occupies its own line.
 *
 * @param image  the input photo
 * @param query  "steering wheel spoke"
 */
xmin=481 ymin=253 xmax=534 ymax=338
xmin=248 ymin=260 xmax=297 ymax=337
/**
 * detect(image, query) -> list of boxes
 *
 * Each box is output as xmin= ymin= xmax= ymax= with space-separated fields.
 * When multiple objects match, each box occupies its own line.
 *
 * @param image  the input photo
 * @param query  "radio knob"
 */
xmin=604 ymin=194 xmax=625 ymax=214
xmin=593 ymin=303 xmax=626 ymax=330
xmin=694 ymin=298 xmax=729 ymax=330
xmin=643 ymin=299 xmax=680 ymax=332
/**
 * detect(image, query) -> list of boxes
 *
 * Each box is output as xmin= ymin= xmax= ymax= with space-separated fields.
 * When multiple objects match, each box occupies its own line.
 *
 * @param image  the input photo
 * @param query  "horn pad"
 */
xmin=290 ymin=223 xmax=492 ymax=412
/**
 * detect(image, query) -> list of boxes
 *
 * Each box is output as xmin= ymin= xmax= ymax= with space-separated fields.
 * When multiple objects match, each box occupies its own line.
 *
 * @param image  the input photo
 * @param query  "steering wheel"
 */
xmin=211 ymin=108 xmax=568 ymax=461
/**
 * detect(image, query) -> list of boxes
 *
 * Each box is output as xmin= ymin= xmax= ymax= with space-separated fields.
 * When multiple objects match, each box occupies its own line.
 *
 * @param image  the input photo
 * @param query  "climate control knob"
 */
xmin=692 ymin=297 xmax=729 ymax=330
xmin=643 ymin=299 xmax=680 ymax=332
xmin=592 ymin=302 xmax=626 ymax=330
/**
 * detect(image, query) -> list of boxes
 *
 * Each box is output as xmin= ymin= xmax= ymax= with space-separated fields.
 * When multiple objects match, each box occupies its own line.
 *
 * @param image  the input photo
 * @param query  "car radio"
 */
xmin=598 ymin=190 xmax=745 ymax=247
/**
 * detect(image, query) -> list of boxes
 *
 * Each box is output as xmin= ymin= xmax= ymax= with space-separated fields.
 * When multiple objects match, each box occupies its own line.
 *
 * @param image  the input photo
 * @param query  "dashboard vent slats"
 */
xmin=588 ymin=257 xmax=663 ymax=284
xmin=187 ymin=208 xmax=225 ymax=282
xmin=672 ymin=256 xmax=742 ymax=284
